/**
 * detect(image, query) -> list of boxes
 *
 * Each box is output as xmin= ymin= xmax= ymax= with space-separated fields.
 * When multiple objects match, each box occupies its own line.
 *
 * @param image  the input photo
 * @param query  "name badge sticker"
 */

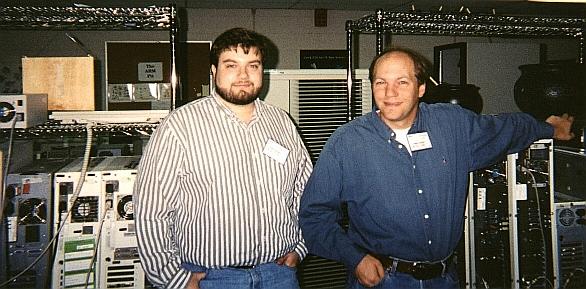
xmin=263 ymin=139 xmax=289 ymax=164
xmin=406 ymin=132 xmax=433 ymax=152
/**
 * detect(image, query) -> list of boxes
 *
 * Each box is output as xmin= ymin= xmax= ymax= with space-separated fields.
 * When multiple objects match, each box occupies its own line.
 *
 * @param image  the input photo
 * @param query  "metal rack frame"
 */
xmin=344 ymin=9 xmax=585 ymax=120
xmin=0 ymin=5 xmax=178 ymax=137
xmin=0 ymin=6 xmax=173 ymax=30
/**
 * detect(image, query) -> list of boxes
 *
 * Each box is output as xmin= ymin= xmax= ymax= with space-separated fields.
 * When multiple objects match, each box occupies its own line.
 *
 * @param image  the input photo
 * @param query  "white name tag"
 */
xmin=262 ymin=139 xmax=289 ymax=164
xmin=407 ymin=132 xmax=432 ymax=152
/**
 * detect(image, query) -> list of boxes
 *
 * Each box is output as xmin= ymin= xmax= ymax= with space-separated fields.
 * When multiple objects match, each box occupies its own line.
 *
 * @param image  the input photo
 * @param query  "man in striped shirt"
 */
xmin=133 ymin=27 xmax=313 ymax=289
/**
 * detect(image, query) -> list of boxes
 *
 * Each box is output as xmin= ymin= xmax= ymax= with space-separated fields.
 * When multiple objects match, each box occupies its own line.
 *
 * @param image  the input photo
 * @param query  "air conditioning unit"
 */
xmin=262 ymin=69 xmax=372 ymax=288
xmin=262 ymin=69 xmax=371 ymax=162
xmin=0 ymin=94 xmax=48 ymax=129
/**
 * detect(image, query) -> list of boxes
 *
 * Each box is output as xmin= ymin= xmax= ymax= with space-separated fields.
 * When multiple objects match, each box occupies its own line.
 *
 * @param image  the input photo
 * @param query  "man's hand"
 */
xmin=354 ymin=254 xmax=385 ymax=288
xmin=546 ymin=113 xmax=575 ymax=141
xmin=276 ymin=251 xmax=300 ymax=268
xmin=185 ymin=272 xmax=206 ymax=289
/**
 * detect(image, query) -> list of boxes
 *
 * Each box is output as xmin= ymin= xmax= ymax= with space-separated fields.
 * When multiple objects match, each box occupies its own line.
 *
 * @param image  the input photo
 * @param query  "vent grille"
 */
xmin=106 ymin=264 xmax=137 ymax=288
xmin=559 ymin=242 xmax=585 ymax=288
xmin=71 ymin=196 xmax=99 ymax=223
xmin=558 ymin=208 xmax=576 ymax=226
xmin=18 ymin=198 xmax=47 ymax=225
xmin=117 ymin=195 xmax=134 ymax=220
xmin=298 ymin=255 xmax=347 ymax=289
xmin=560 ymin=242 xmax=584 ymax=269
xmin=291 ymin=78 xmax=371 ymax=162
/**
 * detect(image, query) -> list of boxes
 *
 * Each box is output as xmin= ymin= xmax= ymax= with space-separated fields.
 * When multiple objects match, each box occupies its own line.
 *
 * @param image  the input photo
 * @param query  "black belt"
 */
xmin=373 ymin=254 xmax=451 ymax=280
xmin=228 ymin=265 xmax=255 ymax=269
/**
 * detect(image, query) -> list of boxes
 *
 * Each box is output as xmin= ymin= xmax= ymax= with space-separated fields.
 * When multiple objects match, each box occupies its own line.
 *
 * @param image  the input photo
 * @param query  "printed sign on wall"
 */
xmin=138 ymin=62 xmax=163 ymax=82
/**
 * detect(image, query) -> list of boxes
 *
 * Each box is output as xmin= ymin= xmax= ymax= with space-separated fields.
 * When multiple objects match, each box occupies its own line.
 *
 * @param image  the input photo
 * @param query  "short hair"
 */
xmin=210 ymin=27 xmax=267 ymax=67
xmin=368 ymin=47 xmax=432 ymax=86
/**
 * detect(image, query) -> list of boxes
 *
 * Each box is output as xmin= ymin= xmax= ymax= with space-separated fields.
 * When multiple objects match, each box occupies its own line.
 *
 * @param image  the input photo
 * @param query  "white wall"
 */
xmin=0 ymin=8 xmax=580 ymax=111
xmin=182 ymin=9 xmax=377 ymax=68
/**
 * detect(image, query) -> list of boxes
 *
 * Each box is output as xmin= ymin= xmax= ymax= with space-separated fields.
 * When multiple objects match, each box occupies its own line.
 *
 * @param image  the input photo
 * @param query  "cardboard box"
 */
xmin=22 ymin=56 xmax=95 ymax=111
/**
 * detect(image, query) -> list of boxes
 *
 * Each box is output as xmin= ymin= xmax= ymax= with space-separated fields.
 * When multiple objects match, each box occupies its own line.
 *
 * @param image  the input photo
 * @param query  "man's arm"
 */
xmin=464 ymin=109 xmax=559 ymax=171
xmin=291 ymin=134 xmax=313 ymax=261
xmin=133 ymin=121 xmax=191 ymax=289
xmin=298 ymin=135 xmax=383 ymax=287
xmin=298 ymin=138 xmax=366 ymax=271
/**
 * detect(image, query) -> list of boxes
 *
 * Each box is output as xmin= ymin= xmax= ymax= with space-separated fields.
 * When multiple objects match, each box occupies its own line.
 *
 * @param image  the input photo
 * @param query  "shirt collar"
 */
xmin=367 ymin=102 xmax=425 ymax=139
xmin=366 ymin=110 xmax=394 ymax=140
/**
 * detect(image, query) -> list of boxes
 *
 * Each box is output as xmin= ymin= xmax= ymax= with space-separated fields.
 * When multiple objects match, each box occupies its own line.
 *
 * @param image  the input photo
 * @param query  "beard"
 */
xmin=215 ymin=81 xmax=260 ymax=105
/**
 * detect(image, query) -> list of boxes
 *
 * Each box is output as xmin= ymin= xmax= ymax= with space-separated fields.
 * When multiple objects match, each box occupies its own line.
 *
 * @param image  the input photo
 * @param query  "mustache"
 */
xmin=233 ymin=82 xmax=253 ymax=86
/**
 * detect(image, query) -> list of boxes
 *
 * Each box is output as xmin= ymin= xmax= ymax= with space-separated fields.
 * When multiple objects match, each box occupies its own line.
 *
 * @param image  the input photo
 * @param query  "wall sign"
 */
xmin=138 ymin=62 xmax=163 ymax=82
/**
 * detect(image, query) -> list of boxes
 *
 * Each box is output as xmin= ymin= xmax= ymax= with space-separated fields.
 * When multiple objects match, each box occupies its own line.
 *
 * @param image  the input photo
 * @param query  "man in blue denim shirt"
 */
xmin=298 ymin=47 xmax=574 ymax=289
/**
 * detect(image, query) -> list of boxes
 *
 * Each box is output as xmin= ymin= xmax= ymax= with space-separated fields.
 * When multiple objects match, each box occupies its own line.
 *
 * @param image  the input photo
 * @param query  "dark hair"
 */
xmin=210 ymin=27 xmax=267 ymax=67
xmin=368 ymin=47 xmax=432 ymax=86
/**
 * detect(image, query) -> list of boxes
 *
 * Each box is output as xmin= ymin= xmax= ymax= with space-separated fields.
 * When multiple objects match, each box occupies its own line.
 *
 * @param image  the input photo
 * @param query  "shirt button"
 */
xmin=388 ymin=139 xmax=391 ymax=143
xmin=391 ymin=133 xmax=395 ymax=137
xmin=418 ymin=189 xmax=423 ymax=194
xmin=428 ymin=240 xmax=432 ymax=245
xmin=424 ymin=214 xmax=429 ymax=219
xmin=398 ymin=144 xmax=403 ymax=149
xmin=413 ymin=165 xmax=416 ymax=169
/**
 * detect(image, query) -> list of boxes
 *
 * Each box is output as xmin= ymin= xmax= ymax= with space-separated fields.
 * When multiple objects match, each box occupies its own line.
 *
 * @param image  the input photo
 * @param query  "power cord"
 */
xmin=83 ymin=199 xmax=112 ymax=289
xmin=1 ymin=116 xmax=18 ymax=222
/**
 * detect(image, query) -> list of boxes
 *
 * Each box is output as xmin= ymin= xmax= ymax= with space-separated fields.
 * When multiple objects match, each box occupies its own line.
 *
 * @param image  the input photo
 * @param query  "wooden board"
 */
xmin=22 ymin=56 xmax=95 ymax=111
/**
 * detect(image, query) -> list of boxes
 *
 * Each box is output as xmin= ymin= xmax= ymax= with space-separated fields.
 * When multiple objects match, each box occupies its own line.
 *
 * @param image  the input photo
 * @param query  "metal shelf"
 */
xmin=0 ymin=6 xmax=172 ymax=30
xmin=347 ymin=10 xmax=584 ymax=38
xmin=0 ymin=5 xmax=177 ymax=139
xmin=343 ymin=9 xmax=586 ymax=120
xmin=0 ymin=121 xmax=159 ymax=139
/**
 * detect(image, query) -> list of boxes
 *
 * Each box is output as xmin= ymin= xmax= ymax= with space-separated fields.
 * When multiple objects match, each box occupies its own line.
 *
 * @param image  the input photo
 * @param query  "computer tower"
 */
xmin=51 ymin=156 xmax=145 ymax=289
xmin=554 ymin=148 xmax=586 ymax=201
xmin=52 ymin=157 xmax=108 ymax=289
xmin=468 ymin=161 xmax=511 ymax=289
xmin=466 ymin=139 xmax=557 ymax=289
xmin=554 ymin=201 xmax=586 ymax=289
xmin=97 ymin=156 xmax=145 ymax=289
xmin=1 ymin=159 xmax=70 ymax=289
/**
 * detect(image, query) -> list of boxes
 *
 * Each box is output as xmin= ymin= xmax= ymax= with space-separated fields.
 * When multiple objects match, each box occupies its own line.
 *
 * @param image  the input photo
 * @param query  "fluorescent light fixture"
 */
xmin=528 ymin=0 xmax=586 ymax=3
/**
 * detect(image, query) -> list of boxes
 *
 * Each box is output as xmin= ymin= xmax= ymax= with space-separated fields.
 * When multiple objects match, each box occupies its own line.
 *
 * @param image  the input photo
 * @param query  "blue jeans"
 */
xmin=347 ymin=263 xmax=459 ymax=289
xmin=183 ymin=262 xmax=299 ymax=289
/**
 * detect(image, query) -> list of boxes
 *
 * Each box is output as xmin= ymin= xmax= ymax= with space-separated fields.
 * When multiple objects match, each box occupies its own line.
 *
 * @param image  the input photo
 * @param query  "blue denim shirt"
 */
xmin=299 ymin=102 xmax=553 ymax=271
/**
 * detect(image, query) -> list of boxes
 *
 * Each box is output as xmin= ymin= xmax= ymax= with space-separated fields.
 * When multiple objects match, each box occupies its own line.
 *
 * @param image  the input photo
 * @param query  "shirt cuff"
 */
xmin=543 ymin=121 xmax=555 ymax=138
xmin=166 ymin=268 xmax=192 ymax=289
xmin=294 ymin=242 xmax=308 ymax=261
xmin=344 ymin=247 xmax=368 ymax=273
xmin=346 ymin=253 xmax=366 ymax=272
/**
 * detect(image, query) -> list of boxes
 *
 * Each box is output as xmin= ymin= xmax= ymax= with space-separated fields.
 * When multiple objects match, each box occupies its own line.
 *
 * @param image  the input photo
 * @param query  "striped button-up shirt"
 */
xmin=134 ymin=93 xmax=312 ymax=288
